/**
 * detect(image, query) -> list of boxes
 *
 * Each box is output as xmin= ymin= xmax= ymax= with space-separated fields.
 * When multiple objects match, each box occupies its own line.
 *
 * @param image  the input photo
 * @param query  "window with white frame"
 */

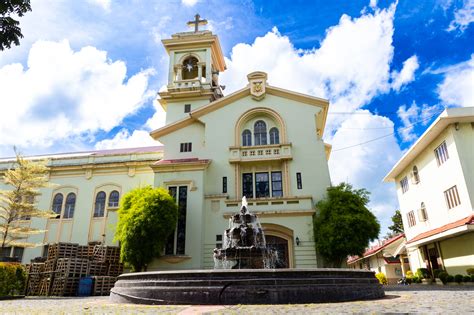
xmin=63 ymin=193 xmax=76 ymax=219
xmin=254 ymin=120 xmax=267 ymax=145
xmin=94 ymin=191 xmax=106 ymax=217
xmin=51 ymin=193 xmax=63 ymax=219
xmin=407 ymin=210 xmax=416 ymax=227
xmin=418 ymin=202 xmax=428 ymax=222
xmin=434 ymin=141 xmax=449 ymax=166
xmin=400 ymin=176 xmax=409 ymax=193
xmin=412 ymin=165 xmax=420 ymax=184
xmin=180 ymin=142 xmax=192 ymax=152
xmin=108 ymin=190 xmax=120 ymax=208
xmin=444 ymin=185 xmax=461 ymax=209
xmin=242 ymin=171 xmax=283 ymax=198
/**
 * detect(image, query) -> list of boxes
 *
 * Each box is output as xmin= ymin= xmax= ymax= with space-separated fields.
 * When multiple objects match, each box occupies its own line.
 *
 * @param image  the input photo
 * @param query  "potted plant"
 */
xmin=438 ymin=271 xmax=449 ymax=285
xmin=417 ymin=268 xmax=432 ymax=284
xmin=446 ymin=274 xmax=455 ymax=285
xmin=454 ymin=274 xmax=464 ymax=284
xmin=433 ymin=269 xmax=444 ymax=285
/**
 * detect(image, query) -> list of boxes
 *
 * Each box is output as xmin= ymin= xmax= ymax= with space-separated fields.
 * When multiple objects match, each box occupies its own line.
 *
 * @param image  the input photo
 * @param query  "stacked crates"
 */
xmin=25 ymin=243 xmax=122 ymax=296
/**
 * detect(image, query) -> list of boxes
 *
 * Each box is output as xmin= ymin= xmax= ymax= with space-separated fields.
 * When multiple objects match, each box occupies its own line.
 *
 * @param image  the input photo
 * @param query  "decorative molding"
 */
xmin=159 ymin=255 xmax=192 ymax=264
xmin=163 ymin=180 xmax=197 ymax=191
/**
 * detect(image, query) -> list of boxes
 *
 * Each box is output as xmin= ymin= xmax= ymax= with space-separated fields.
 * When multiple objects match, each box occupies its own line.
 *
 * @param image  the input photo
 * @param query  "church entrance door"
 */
xmin=265 ymin=235 xmax=289 ymax=268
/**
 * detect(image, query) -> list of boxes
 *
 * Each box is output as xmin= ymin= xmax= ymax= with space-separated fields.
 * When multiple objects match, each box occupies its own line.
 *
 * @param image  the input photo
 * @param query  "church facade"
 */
xmin=0 ymin=23 xmax=332 ymax=270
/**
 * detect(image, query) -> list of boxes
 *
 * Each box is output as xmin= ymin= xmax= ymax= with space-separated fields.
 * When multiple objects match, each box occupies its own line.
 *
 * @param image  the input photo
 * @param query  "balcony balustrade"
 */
xmin=229 ymin=143 xmax=292 ymax=163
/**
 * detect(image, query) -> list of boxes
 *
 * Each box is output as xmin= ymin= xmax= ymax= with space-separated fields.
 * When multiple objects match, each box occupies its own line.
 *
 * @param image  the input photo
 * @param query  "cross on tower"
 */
xmin=187 ymin=14 xmax=208 ymax=32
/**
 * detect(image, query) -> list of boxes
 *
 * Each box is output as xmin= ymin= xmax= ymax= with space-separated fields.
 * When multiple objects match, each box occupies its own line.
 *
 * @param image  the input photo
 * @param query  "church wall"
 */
xmin=159 ymin=122 xmax=206 ymax=160
xmin=152 ymin=169 xmax=206 ymax=270
xmin=165 ymin=98 xmax=210 ymax=124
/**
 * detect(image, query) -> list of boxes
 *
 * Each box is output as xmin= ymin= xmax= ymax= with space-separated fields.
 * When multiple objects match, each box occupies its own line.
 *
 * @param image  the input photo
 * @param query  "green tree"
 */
xmin=115 ymin=186 xmax=178 ymax=271
xmin=1 ymin=0 xmax=32 ymax=51
xmin=388 ymin=209 xmax=404 ymax=235
xmin=313 ymin=183 xmax=380 ymax=267
xmin=0 ymin=151 xmax=52 ymax=253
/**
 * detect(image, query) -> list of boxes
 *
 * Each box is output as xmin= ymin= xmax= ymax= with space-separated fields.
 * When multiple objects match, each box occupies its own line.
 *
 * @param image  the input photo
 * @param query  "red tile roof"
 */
xmin=347 ymin=233 xmax=405 ymax=264
xmin=406 ymin=214 xmax=474 ymax=244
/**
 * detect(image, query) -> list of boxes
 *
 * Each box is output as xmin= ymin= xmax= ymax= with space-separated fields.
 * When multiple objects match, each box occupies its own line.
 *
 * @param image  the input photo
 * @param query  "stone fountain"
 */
xmin=110 ymin=197 xmax=384 ymax=304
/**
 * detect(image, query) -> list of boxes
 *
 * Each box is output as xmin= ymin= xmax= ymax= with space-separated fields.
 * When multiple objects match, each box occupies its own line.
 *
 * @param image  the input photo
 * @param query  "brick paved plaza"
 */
xmin=1 ymin=286 xmax=473 ymax=314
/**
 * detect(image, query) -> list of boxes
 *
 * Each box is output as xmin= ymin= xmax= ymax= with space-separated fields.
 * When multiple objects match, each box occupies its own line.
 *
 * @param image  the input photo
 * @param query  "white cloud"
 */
xmin=181 ymin=0 xmax=199 ymax=7
xmin=391 ymin=55 xmax=419 ymax=91
xmin=94 ymin=129 xmax=159 ymax=149
xmin=87 ymin=0 xmax=111 ymax=11
xmin=329 ymin=111 xmax=402 ymax=233
xmin=221 ymin=4 xmax=397 ymax=132
xmin=369 ymin=0 xmax=378 ymax=9
xmin=397 ymin=102 xmax=444 ymax=142
xmin=437 ymin=55 xmax=474 ymax=108
xmin=0 ymin=40 xmax=153 ymax=152
xmin=447 ymin=0 xmax=474 ymax=32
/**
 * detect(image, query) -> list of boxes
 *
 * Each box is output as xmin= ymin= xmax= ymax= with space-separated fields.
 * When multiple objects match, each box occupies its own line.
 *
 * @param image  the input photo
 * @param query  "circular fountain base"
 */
xmin=110 ymin=268 xmax=384 ymax=305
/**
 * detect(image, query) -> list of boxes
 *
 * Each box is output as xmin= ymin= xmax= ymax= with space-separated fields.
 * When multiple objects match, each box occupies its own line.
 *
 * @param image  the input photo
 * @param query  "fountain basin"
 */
xmin=110 ymin=268 xmax=384 ymax=305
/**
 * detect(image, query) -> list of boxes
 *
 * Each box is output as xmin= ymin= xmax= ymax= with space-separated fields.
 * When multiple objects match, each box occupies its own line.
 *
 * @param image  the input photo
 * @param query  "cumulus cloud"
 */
xmin=437 ymin=55 xmax=474 ymax=108
xmin=87 ymin=0 xmax=111 ymax=11
xmin=447 ymin=0 xmax=474 ymax=32
xmin=329 ymin=111 xmax=402 ymax=232
xmin=94 ymin=129 xmax=159 ymax=149
xmin=397 ymin=102 xmax=444 ymax=142
xmin=181 ymin=0 xmax=199 ymax=7
xmin=0 ymin=40 xmax=153 ymax=153
xmin=391 ymin=55 xmax=419 ymax=91
xmin=221 ymin=4 xmax=397 ymax=132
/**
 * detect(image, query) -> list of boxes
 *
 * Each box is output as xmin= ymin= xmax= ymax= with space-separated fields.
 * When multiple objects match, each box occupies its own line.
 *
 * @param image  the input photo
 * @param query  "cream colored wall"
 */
xmin=440 ymin=232 xmax=474 ymax=275
xmin=452 ymin=122 xmax=474 ymax=205
xmin=395 ymin=124 xmax=473 ymax=241
xmin=165 ymin=99 xmax=210 ymax=124
xmin=160 ymin=122 xmax=206 ymax=160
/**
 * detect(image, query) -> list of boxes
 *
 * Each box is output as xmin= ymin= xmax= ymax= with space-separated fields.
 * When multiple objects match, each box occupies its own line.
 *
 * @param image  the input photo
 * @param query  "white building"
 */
xmin=384 ymin=107 xmax=474 ymax=276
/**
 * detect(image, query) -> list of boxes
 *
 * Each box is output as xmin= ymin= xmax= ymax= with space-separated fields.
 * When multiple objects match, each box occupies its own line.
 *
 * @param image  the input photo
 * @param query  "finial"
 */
xmin=187 ymin=14 xmax=208 ymax=32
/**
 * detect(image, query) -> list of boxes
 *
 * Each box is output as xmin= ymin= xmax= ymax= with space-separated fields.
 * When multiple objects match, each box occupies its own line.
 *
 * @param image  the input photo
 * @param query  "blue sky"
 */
xmin=0 ymin=0 xmax=473 ymax=235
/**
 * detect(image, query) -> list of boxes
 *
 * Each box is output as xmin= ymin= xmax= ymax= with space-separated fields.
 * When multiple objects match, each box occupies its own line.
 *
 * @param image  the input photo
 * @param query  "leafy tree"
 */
xmin=115 ymin=186 xmax=178 ymax=272
xmin=388 ymin=209 xmax=404 ymax=234
xmin=1 ymin=0 xmax=32 ymax=51
xmin=0 ymin=151 xmax=52 ymax=252
xmin=313 ymin=183 xmax=380 ymax=267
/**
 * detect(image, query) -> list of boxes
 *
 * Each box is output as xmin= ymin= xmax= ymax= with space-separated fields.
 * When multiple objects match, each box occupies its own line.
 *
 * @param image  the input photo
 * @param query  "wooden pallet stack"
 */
xmin=25 ymin=243 xmax=122 ymax=297
xmin=92 ymin=276 xmax=117 ymax=296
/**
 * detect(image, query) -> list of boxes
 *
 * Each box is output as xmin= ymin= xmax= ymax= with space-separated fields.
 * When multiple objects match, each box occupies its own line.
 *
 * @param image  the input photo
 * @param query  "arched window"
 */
xmin=419 ymin=202 xmax=428 ymax=222
xmin=254 ymin=120 xmax=267 ymax=145
xmin=108 ymin=190 xmax=120 ymax=208
xmin=242 ymin=129 xmax=252 ymax=146
xmin=413 ymin=165 xmax=420 ymax=184
xmin=269 ymin=127 xmax=279 ymax=145
xmin=182 ymin=56 xmax=199 ymax=80
xmin=64 ymin=193 xmax=76 ymax=219
xmin=52 ymin=193 xmax=63 ymax=219
xmin=94 ymin=191 xmax=106 ymax=217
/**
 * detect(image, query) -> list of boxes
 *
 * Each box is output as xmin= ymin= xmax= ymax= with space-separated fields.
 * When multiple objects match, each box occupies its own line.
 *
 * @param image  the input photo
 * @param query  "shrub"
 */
xmin=438 ymin=271 xmax=449 ymax=284
xmin=433 ymin=269 xmax=443 ymax=278
xmin=471 ymin=275 xmax=474 ymax=282
xmin=412 ymin=276 xmax=422 ymax=284
xmin=416 ymin=268 xmax=429 ymax=279
xmin=466 ymin=268 xmax=474 ymax=275
xmin=0 ymin=263 xmax=26 ymax=296
xmin=447 ymin=275 xmax=454 ymax=283
xmin=463 ymin=276 xmax=471 ymax=283
xmin=375 ymin=272 xmax=387 ymax=285
xmin=454 ymin=274 xmax=463 ymax=284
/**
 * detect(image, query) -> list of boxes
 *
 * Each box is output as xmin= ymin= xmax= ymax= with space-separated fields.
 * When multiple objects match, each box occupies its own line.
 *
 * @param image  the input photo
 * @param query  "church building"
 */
xmin=0 ymin=16 xmax=332 ymax=270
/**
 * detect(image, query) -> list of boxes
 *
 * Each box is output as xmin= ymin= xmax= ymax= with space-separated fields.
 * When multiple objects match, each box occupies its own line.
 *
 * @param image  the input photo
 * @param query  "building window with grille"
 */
xmin=94 ymin=191 xmax=106 ymax=217
xmin=255 ymin=172 xmax=270 ymax=198
xmin=63 ymin=193 xmax=76 ymax=219
xmin=271 ymin=172 xmax=283 ymax=197
xmin=412 ymin=165 xmax=420 ymax=184
xmin=180 ymin=142 xmax=192 ymax=152
xmin=444 ymin=185 xmax=461 ymax=209
xmin=296 ymin=172 xmax=302 ymax=189
xmin=52 ymin=193 xmax=63 ymax=219
xmin=165 ymin=186 xmax=188 ymax=255
xmin=184 ymin=104 xmax=191 ymax=113
xmin=242 ymin=173 xmax=253 ymax=199
xmin=269 ymin=127 xmax=279 ymax=145
xmin=400 ymin=176 xmax=409 ymax=193
xmin=242 ymin=129 xmax=252 ymax=146
xmin=435 ymin=141 xmax=449 ymax=166
xmin=418 ymin=202 xmax=428 ymax=222
xmin=108 ymin=190 xmax=120 ymax=207
xmin=254 ymin=120 xmax=267 ymax=145
xmin=407 ymin=210 xmax=416 ymax=227
xmin=222 ymin=177 xmax=227 ymax=194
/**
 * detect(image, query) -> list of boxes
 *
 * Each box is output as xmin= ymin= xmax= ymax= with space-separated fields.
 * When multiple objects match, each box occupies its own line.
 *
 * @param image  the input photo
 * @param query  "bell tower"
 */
xmin=159 ymin=14 xmax=227 ymax=124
